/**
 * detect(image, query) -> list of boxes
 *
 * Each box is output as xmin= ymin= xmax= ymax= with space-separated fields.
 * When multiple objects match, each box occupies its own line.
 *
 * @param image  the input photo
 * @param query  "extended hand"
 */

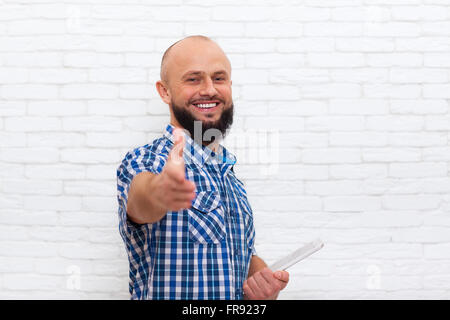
xmin=154 ymin=128 xmax=196 ymax=212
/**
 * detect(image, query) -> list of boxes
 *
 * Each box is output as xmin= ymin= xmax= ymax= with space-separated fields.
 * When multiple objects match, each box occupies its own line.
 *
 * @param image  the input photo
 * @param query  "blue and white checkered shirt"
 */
xmin=116 ymin=124 xmax=256 ymax=300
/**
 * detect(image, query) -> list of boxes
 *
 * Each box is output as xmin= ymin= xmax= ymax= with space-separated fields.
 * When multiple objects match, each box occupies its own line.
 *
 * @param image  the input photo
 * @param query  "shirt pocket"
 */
xmin=188 ymin=190 xmax=226 ymax=244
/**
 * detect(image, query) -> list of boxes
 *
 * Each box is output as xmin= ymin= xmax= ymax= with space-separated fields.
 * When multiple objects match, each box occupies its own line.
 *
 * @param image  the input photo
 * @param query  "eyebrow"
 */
xmin=182 ymin=70 xmax=229 ymax=79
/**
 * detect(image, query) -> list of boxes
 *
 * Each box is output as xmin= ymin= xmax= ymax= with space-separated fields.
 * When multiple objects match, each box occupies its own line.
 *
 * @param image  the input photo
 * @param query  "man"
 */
xmin=116 ymin=35 xmax=289 ymax=300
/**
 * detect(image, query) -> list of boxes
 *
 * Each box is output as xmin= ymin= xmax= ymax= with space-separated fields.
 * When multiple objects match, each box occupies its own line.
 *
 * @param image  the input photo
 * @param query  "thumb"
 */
xmin=274 ymin=270 xmax=289 ymax=289
xmin=169 ymin=128 xmax=186 ymax=166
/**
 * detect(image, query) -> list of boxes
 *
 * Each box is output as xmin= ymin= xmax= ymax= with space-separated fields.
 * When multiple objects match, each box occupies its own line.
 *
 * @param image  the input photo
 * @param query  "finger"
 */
xmin=243 ymin=280 xmax=256 ymax=300
xmin=273 ymin=270 xmax=290 ymax=290
xmin=172 ymin=191 xmax=196 ymax=203
xmin=247 ymin=275 xmax=263 ymax=297
xmin=274 ymin=270 xmax=289 ymax=283
xmin=168 ymin=180 xmax=196 ymax=193
xmin=164 ymin=162 xmax=186 ymax=183
xmin=253 ymin=271 xmax=273 ymax=297
xmin=168 ymin=200 xmax=193 ymax=211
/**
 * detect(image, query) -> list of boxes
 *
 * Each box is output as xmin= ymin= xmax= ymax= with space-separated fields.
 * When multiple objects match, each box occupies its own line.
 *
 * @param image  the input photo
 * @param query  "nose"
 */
xmin=199 ymin=77 xmax=218 ymax=97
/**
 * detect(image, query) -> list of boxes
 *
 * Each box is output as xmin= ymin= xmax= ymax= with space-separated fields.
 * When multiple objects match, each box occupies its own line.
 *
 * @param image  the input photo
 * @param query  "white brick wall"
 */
xmin=0 ymin=0 xmax=449 ymax=300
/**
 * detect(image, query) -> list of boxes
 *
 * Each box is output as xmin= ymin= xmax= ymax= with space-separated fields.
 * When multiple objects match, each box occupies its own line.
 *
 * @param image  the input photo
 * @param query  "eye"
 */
xmin=187 ymin=78 xmax=198 ymax=82
xmin=215 ymin=77 xmax=225 ymax=81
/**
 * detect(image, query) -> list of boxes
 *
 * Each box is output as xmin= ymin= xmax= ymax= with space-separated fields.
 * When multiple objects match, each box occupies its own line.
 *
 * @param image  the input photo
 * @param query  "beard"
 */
xmin=171 ymin=100 xmax=234 ymax=146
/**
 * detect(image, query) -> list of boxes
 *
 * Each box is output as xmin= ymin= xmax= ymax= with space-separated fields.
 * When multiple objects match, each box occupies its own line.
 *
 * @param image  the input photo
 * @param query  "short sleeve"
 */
xmin=116 ymin=146 xmax=167 ymax=239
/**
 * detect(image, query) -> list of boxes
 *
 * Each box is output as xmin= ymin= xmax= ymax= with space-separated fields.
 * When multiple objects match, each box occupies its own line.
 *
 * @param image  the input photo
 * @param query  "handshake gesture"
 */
xmin=153 ymin=128 xmax=197 ymax=212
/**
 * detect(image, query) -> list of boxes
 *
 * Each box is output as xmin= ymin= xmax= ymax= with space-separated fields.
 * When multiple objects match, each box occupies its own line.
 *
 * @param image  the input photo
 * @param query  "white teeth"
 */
xmin=195 ymin=103 xmax=217 ymax=108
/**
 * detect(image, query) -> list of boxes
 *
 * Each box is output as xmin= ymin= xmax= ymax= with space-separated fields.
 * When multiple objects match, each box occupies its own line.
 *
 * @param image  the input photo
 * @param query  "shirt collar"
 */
xmin=162 ymin=124 xmax=236 ymax=174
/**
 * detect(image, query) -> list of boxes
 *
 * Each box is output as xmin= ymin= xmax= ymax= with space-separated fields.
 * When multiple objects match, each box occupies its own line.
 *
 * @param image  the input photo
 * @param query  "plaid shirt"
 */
xmin=116 ymin=124 xmax=256 ymax=300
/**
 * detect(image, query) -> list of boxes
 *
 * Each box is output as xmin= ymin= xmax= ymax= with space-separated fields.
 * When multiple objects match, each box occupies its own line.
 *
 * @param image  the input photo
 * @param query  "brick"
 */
xmin=61 ymin=84 xmax=118 ymax=99
xmin=0 ymin=241 xmax=58 ymax=257
xmin=0 ymin=85 xmax=58 ymax=99
xmin=389 ymin=162 xmax=447 ymax=178
xmin=304 ymin=22 xmax=363 ymax=36
xmin=119 ymin=84 xmax=158 ymax=99
xmin=362 ymin=148 xmax=421 ymax=162
xmin=245 ymin=22 xmax=302 ymax=38
xmin=25 ymin=164 xmax=85 ymax=180
xmin=423 ymin=84 xmax=450 ymax=98
xmin=422 ymin=147 xmax=450 ymax=161
xmin=219 ymin=38 xmax=275 ymax=53
xmin=2 ymin=179 xmax=62 ymax=195
xmin=390 ymin=99 xmax=448 ymax=114
xmin=29 ymin=68 xmax=87 ymax=84
xmin=0 ymin=147 xmax=59 ymax=164
xmin=388 ymin=132 xmax=447 ymax=146
xmin=29 ymin=132 xmax=85 ymax=147
xmin=28 ymin=101 xmax=87 ymax=116
xmin=364 ymin=84 xmax=421 ymax=98
xmin=1 ymin=52 xmax=63 ymax=67
xmin=7 ymin=20 xmax=66 ymax=35
xmin=93 ymin=36 xmax=155 ymax=52
xmin=396 ymin=37 xmax=450 ymax=52
xmin=306 ymin=116 xmax=364 ymax=131
xmin=331 ymin=68 xmax=389 ymax=83
xmin=246 ymin=53 xmax=305 ymax=68
xmin=29 ymin=226 xmax=88 ymax=242
xmin=365 ymin=116 xmax=423 ymax=131
xmin=330 ymin=132 xmax=387 ymax=146
xmin=0 ymin=132 xmax=26 ymax=147
xmin=303 ymin=148 xmax=361 ymax=164
xmin=60 ymin=148 xmax=123 ymax=164
xmin=89 ymin=68 xmax=147 ymax=83
xmin=86 ymin=132 xmax=147 ymax=148
xmin=301 ymin=83 xmax=361 ymax=98
xmin=367 ymin=53 xmax=422 ymax=67
xmin=211 ymin=6 xmax=271 ymax=21
xmin=365 ymin=22 xmax=421 ymax=37
xmin=5 ymin=117 xmax=61 ymax=132
xmin=270 ymin=68 xmax=329 ymax=85
xmin=423 ymin=21 xmax=450 ymax=36
xmin=124 ymin=53 xmax=162 ymax=68
xmin=64 ymin=181 xmax=116 ymax=196
xmin=306 ymin=180 xmax=363 ymax=195
xmin=3 ymin=274 xmax=61 ymax=291
xmin=268 ymin=101 xmax=328 ymax=116
xmin=62 ymin=116 xmax=122 ymax=132
xmin=308 ymin=53 xmax=365 ymax=67
xmin=332 ymin=6 xmax=390 ymax=21
xmin=252 ymin=195 xmax=322 ymax=212
xmin=393 ymin=227 xmax=450 ymax=243
xmin=242 ymin=85 xmax=300 ymax=101
xmin=0 ymin=101 xmax=26 ymax=116
xmin=424 ymin=243 xmax=450 ymax=259
xmin=330 ymin=164 xmax=387 ymax=179
xmin=324 ymin=196 xmax=381 ymax=212
xmin=329 ymin=99 xmax=389 ymax=115
xmin=0 ymin=68 xmax=28 ymax=83
xmin=0 ymin=209 xmax=57 ymax=226
xmin=24 ymin=195 xmax=82 ymax=211
xmin=391 ymin=5 xmax=448 ymax=20
xmin=185 ymin=22 xmax=245 ymax=37
xmin=59 ymin=242 xmax=120 ymax=260
xmin=383 ymin=195 xmax=441 ymax=210
xmin=276 ymin=38 xmax=334 ymax=52
xmin=64 ymin=52 xmax=123 ymax=67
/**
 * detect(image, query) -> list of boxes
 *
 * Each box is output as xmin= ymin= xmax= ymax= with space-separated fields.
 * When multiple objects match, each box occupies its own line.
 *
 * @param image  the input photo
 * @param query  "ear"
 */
xmin=156 ymin=80 xmax=171 ymax=105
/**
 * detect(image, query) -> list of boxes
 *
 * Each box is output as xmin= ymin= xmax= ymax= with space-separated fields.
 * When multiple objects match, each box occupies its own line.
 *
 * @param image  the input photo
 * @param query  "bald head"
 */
xmin=160 ymin=35 xmax=231 ymax=85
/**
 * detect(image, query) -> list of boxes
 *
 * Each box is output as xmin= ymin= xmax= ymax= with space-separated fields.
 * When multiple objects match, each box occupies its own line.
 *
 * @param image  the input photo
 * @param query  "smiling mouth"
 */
xmin=191 ymin=102 xmax=221 ymax=112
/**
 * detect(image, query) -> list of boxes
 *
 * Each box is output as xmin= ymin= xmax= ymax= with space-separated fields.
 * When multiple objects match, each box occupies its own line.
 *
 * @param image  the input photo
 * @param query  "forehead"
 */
xmin=166 ymin=40 xmax=231 ymax=79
